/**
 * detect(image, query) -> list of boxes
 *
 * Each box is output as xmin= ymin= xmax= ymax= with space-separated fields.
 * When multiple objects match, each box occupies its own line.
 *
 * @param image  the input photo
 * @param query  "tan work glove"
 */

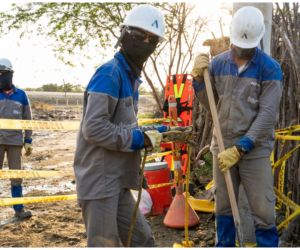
xmin=191 ymin=53 xmax=210 ymax=80
xmin=217 ymin=146 xmax=241 ymax=172
xmin=24 ymin=143 xmax=33 ymax=156
xmin=143 ymin=130 xmax=162 ymax=152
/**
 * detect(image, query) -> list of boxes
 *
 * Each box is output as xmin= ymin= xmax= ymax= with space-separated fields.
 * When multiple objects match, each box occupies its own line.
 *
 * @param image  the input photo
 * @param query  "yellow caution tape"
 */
xmin=0 ymin=170 xmax=73 ymax=179
xmin=270 ymin=151 xmax=275 ymax=166
xmin=148 ymin=179 xmax=184 ymax=189
xmin=275 ymin=134 xmax=300 ymax=141
xmin=145 ymin=151 xmax=173 ymax=162
xmin=277 ymin=209 xmax=300 ymax=230
xmin=274 ymin=188 xmax=299 ymax=211
xmin=0 ymin=194 xmax=77 ymax=206
xmin=138 ymin=117 xmax=182 ymax=125
xmin=275 ymin=125 xmax=300 ymax=134
xmin=148 ymin=182 xmax=173 ymax=189
xmin=273 ymin=143 xmax=300 ymax=169
xmin=274 ymin=188 xmax=300 ymax=230
xmin=138 ymin=118 xmax=165 ymax=125
xmin=0 ymin=119 xmax=79 ymax=131
xmin=205 ymin=180 xmax=214 ymax=190
xmin=0 ymin=153 xmax=174 ymax=179
xmin=0 ymin=118 xmax=180 ymax=131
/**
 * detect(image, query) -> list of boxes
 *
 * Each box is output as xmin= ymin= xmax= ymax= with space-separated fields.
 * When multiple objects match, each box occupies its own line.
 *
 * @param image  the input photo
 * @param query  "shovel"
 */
xmin=204 ymin=69 xmax=245 ymax=247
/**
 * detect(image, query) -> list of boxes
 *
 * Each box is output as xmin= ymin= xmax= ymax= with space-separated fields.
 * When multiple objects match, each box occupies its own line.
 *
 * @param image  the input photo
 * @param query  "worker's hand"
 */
xmin=24 ymin=143 xmax=33 ymax=156
xmin=191 ymin=53 xmax=210 ymax=81
xmin=143 ymin=130 xmax=162 ymax=152
xmin=217 ymin=146 xmax=241 ymax=172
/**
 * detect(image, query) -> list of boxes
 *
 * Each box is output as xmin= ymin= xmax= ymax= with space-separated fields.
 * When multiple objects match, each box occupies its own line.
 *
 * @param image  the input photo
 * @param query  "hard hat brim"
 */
xmin=120 ymin=24 xmax=165 ymax=42
xmin=231 ymin=38 xmax=261 ymax=49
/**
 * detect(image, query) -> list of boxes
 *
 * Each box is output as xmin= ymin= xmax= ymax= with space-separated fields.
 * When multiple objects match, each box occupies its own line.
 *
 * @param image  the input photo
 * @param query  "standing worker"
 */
xmin=73 ymin=4 xmax=166 ymax=247
xmin=0 ymin=58 xmax=33 ymax=219
xmin=191 ymin=6 xmax=282 ymax=247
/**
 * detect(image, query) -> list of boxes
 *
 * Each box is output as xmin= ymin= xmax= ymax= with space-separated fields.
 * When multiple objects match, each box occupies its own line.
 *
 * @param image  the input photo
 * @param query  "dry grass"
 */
xmin=31 ymin=102 xmax=55 ymax=111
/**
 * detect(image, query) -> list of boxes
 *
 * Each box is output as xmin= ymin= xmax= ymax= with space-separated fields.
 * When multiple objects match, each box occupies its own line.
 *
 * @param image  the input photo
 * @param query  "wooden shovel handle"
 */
xmin=203 ymin=69 xmax=244 ymax=246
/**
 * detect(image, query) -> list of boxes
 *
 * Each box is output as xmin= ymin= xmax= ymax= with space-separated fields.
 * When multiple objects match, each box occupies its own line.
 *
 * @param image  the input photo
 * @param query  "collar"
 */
xmin=0 ymin=85 xmax=16 ymax=95
xmin=249 ymin=47 xmax=260 ymax=65
xmin=114 ymin=51 xmax=142 ymax=83
xmin=114 ymin=51 xmax=132 ymax=73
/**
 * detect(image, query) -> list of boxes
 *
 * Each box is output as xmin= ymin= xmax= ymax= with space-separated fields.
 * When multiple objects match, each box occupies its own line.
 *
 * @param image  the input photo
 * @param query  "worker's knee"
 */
xmin=11 ymin=178 xmax=23 ymax=186
xmin=250 ymin=189 xmax=276 ymax=228
xmin=143 ymin=234 xmax=155 ymax=247
xmin=215 ymin=187 xmax=232 ymax=215
xmin=131 ymin=220 xmax=155 ymax=247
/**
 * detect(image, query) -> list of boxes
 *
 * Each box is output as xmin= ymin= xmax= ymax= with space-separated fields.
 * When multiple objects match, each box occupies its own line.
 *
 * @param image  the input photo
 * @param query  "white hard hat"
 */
xmin=230 ymin=6 xmax=265 ymax=49
xmin=122 ymin=4 xmax=165 ymax=40
xmin=0 ymin=58 xmax=13 ymax=72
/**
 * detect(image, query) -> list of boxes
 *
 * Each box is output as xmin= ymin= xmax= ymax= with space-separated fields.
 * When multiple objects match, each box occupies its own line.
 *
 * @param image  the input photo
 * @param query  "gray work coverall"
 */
xmin=194 ymin=47 xmax=283 ymax=247
xmin=73 ymin=52 xmax=154 ymax=247
xmin=0 ymin=86 xmax=32 ymax=212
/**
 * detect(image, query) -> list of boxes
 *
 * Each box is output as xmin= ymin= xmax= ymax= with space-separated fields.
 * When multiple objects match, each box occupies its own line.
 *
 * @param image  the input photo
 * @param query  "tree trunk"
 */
xmin=272 ymin=3 xmax=300 ymax=238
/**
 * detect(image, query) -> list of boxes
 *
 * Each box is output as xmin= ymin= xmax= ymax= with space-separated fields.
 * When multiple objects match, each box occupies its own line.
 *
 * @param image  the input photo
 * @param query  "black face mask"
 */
xmin=121 ymin=29 xmax=158 ymax=71
xmin=0 ymin=71 xmax=13 ymax=90
xmin=232 ymin=45 xmax=255 ymax=60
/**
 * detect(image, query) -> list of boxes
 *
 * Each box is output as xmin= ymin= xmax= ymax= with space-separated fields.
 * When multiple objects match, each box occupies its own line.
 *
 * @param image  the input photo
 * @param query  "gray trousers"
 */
xmin=213 ymin=154 xmax=276 ymax=229
xmin=0 ymin=145 xmax=23 ymax=186
xmin=79 ymin=188 xmax=155 ymax=247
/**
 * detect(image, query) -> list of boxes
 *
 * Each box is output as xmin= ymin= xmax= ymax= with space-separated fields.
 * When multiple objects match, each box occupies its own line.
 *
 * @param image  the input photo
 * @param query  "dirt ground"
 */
xmin=0 ymin=104 xmax=299 ymax=247
xmin=0 ymin=126 xmax=215 ymax=247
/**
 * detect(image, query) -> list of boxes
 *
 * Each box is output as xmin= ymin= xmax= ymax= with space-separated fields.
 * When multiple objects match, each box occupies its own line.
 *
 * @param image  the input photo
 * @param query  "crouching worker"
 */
xmin=0 ymin=58 xmax=33 ymax=219
xmin=73 ymin=4 xmax=166 ymax=247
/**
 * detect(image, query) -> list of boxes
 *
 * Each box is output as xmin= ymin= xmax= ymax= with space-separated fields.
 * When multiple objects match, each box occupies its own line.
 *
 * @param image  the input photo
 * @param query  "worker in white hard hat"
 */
xmin=73 ymin=4 xmax=166 ymax=247
xmin=191 ymin=6 xmax=282 ymax=247
xmin=0 ymin=58 xmax=33 ymax=219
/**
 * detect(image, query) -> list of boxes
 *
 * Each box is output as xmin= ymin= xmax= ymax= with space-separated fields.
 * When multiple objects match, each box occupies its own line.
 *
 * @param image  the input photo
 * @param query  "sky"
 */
xmin=0 ymin=0 xmax=232 ymax=89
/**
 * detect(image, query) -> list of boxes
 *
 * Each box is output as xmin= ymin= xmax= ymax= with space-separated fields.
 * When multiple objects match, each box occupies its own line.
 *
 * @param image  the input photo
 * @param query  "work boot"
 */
xmin=215 ymin=215 xmax=236 ymax=247
xmin=11 ymin=184 xmax=32 ymax=219
xmin=255 ymin=226 xmax=279 ymax=247
xmin=14 ymin=208 xmax=32 ymax=219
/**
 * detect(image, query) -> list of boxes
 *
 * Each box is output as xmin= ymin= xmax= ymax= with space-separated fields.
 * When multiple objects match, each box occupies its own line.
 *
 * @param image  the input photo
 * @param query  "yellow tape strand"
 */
xmin=0 ymin=118 xmax=180 ymax=131
xmin=275 ymin=125 xmax=300 ymax=134
xmin=0 ymin=170 xmax=73 ymax=179
xmin=145 ymin=151 xmax=173 ymax=162
xmin=0 ymin=119 xmax=79 ymax=131
xmin=137 ymin=118 xmax=165 ymax=125
xmin=275 ymin=135 xmax=300 ymax=141
xmin=148 ymin=182 xmax=173 ymax=189
xmin=0 ymin=194 xmax=77 ymax=206
xmin=274 ymin=188 xmax=299 ymax=211
xmin=138 ymin=118 xmax=183 ymax=125
xmin=148 ymin=179 xmax=185 ymax=190
xmin=274 ymin=188 xmax=300 ymax=230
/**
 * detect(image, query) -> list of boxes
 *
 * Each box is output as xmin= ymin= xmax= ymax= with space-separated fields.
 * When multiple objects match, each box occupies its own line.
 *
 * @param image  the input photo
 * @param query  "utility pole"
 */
xmin=232 ymin=2 xmax=273 ymax=244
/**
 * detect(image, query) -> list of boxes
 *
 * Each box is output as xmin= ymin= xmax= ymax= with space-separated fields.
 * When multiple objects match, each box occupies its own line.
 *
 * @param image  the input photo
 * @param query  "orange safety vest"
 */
xmin=161 ymin=74 xmax=194 ymax=174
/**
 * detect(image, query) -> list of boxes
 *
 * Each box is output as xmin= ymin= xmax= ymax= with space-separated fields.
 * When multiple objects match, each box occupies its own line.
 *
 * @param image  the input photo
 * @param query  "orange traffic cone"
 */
xmin=163 ymin=168 xmax=199 ymax=229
